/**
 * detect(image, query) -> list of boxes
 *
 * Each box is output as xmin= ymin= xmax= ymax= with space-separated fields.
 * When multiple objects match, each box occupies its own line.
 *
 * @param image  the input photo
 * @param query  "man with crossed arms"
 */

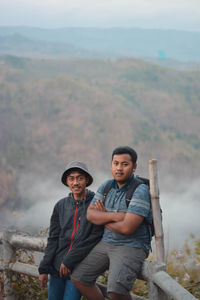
xmin=71 ymin=146 xmax=152 ymax=300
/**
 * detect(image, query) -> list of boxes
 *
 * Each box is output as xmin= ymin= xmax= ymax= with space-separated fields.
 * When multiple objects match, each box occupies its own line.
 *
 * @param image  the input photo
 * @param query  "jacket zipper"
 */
xmin=67 ymin=201 xmax=79 ymax=254
xmin=76 ymin=217 xmax=81 ymax=234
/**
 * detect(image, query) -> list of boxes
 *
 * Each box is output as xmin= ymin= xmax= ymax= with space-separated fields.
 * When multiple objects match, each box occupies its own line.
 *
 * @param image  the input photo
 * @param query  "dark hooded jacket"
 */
xmin=38 ymin=190 xmax=103 ymax=275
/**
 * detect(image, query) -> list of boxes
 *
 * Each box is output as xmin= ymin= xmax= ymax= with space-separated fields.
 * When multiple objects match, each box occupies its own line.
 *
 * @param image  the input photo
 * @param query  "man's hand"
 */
xmin=39 ymin=273 xmax=48 ymax=289
xmin=59 ymin=263 xmax=71 ymax=277
xmin=93 ymin=201 xmax=126 ymax=222
xmin=94 ymin=200 xmax=106 ymax=211
xmin=93 ymin=201 xmax=125 ymax=220
xmin=87 ymin=201 xmax=127 ymax=225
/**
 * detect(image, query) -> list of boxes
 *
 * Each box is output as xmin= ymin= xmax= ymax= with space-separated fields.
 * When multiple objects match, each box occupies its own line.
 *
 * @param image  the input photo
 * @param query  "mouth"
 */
xmin=115 ymin=173 xmax=124 ymax=176
xmin=72 ymin=186 xmax=81 ymax=190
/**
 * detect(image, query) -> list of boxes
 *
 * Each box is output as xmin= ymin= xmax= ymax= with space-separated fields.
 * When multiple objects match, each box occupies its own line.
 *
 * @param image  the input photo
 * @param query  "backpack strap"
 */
xmin=126 ymin=176 xmax=152 ymax=246
xmin=103 ymin=179 xmax=114 ymax=202
xmin=126 ymin=176 xmax=149 ymax=206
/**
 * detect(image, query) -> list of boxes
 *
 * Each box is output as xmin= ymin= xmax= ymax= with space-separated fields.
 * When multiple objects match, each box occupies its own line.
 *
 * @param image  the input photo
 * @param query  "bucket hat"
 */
xmin=61 ymin=161 xmax=93 ymax=187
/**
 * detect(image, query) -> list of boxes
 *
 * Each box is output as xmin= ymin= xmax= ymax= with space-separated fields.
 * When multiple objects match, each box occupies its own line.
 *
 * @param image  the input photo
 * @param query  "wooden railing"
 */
xmin=0 ymin=230 xmax=197 ymax=300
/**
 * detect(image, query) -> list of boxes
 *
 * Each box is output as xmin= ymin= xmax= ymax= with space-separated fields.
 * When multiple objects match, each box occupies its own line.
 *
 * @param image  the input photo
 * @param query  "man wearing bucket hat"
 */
xmin=38 ymin=161 xmax=103 ymax=300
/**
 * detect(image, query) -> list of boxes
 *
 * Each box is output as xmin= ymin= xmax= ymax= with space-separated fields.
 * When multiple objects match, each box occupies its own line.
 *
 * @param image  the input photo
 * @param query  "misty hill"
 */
xmin=0 ymin=55 xmax=200 ymax=210
xmin=0 ymin=26 xmax=200 ymax=62
xmin=0 ymin=33 xmax=95 ymax=58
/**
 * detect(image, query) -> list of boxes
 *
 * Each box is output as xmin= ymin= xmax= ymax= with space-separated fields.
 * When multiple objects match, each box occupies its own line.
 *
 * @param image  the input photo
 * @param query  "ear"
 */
xmin=133 ymin=163 xmax=137 ymax=172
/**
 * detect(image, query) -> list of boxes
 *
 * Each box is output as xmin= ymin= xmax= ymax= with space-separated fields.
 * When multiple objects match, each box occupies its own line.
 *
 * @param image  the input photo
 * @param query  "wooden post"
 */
xmin=148 ymin=159 xmax=165 ymax=263
xmin=2 ymin=230 xmax=16 ymax=300
xmin=142 ymin=261 xmax=167 ymax=300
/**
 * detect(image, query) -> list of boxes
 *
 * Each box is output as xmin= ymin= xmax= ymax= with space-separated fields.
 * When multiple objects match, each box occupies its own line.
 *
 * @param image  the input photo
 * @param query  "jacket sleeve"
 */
xmin=38 ymin=204 xmax=61 ymax=274
xmin=62 ymin=223 xmax=103 ymax=271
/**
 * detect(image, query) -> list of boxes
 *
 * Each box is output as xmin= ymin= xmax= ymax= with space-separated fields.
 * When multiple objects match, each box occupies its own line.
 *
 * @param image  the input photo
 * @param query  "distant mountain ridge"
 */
xmin=0 ymin=26 xmax=200 ymax=62
xmin=0 ymin=33 xmax=94 ymax=58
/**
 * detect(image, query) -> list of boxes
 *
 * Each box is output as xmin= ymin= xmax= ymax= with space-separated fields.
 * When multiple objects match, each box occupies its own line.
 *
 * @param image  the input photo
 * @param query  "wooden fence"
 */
xmin=0 ymin=230 xmax=197 ymax=300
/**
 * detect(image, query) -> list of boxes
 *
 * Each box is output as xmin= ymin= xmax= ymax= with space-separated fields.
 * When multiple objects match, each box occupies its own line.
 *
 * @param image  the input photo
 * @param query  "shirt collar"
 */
xmin=113 ymin=175 xmax=135 ymax=191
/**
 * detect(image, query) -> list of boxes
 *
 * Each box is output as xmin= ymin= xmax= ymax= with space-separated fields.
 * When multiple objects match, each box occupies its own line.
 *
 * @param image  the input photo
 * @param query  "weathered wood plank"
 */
xmin=9 ymin=234 xmax=46 ymax=252
xmin=149 ymin=159 xmax=165 ymax=263
xmin=9 ymin=261 xmax=39 ymax=277
xmin=153 ymin=271 xmax=197 ymax=300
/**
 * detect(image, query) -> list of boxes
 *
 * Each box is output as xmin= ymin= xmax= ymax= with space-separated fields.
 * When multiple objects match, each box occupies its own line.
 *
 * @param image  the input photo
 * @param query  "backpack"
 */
xmin=103 ymin=176 xmax=157 ymax=241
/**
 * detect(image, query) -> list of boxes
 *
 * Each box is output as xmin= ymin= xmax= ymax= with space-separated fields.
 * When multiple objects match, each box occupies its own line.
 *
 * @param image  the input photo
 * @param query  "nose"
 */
xmin=73 ymin=178 xmax=79 ymax=184
xmin=116 ymin=164 xmax=122 ymax=170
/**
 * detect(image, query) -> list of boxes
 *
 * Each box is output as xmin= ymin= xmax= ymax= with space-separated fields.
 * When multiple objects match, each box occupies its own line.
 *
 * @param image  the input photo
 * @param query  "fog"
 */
xmin=160 ymin=178 xmax=200 ymax=251
xmin=0 ymin=172 xmax=200 ymax=252
xmin=1 ymin=0 xmax=200 ymax=31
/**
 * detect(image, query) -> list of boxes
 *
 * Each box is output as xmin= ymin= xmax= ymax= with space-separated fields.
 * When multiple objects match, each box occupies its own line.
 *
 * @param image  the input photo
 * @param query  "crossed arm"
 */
xmin=87 ymin=200 xmax=144 ymax=235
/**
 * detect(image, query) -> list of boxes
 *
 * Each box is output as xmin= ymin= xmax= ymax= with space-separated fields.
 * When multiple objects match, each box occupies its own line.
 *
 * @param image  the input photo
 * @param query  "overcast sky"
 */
xmin=0 ymin=0 xmax=200 ymax=31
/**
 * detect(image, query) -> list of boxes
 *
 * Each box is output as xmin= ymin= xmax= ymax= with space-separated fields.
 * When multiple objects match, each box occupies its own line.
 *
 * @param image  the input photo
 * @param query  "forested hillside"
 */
xmin=0 ymin=55 xmax=200 ymax=209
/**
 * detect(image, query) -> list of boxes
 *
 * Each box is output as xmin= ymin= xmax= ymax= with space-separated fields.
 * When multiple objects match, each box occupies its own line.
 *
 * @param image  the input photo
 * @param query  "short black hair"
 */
xmin=112 ymin=146 xmax=137 ymax=164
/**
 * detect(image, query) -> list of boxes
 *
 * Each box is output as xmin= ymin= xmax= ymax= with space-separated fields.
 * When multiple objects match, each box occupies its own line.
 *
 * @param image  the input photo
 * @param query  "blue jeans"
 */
xmin=48 ymin=275 xmax=81 ymax=300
